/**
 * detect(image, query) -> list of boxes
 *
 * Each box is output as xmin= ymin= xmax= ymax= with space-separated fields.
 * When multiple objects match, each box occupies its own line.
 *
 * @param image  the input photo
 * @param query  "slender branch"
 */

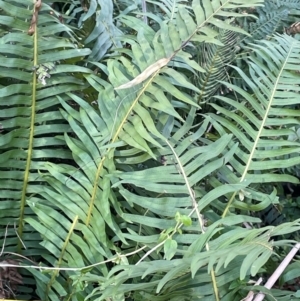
xmin=0 ymin=224 xmax=9 ymax=256
xmin=14 ymin=222 xmax=26 ymax=250
xmin=0 ymin=246 xmax=147 ymax=272
xmin=242 ymin=277 xmax=263 ymax=301
xmin=135 ymin=240 xmax=165 ymax=265
xmin=252 ymin=243 xmax=300 ymax=301
xmin=165 ymin=140 xmax=206 ymax=233
xmin=165 ymin=139 xmax=220 ymax=301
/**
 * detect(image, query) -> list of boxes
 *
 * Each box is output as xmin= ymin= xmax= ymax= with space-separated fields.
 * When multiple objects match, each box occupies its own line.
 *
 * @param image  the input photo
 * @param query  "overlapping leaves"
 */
xmin=3 ymin=1 xmax=300 ymax=301
xmin=210 ymin=34 xmax=300 ymax=216
xmin=0 ymin=0 xmax=90 ymax=298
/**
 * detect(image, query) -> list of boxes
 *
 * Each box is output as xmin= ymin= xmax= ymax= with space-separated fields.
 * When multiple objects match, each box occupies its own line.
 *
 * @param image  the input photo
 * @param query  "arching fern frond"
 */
xmin=82 ymin=0 xmax=123 ymax=61
xmin=196 ymin=28 xmax=238 ymax=103
xmin=0 ymin=0 xmax=90 ymax=297
xmin=238 ymin=0 xmax=300 ymax=47
xmin=145 ymin=0 xmax=188 ymax=22
xmin=0 ymin=0 xmax=271 ymax=300
xmin=210 ymin=34 xmax=300 ymax=216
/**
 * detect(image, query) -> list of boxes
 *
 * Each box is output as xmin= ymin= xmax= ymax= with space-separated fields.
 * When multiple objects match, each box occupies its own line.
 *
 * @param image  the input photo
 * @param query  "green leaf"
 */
xmin=181 ymin=215 xmax=192 ymax=227
xmin=164 ymin=238 xmax=178 ymax=260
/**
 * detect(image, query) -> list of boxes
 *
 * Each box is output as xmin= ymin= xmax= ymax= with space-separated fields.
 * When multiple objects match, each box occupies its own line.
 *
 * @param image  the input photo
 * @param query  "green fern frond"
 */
xmin=146 ymin=0 xmax=187 ymax=22
xmin=196 ymin=28 xmax=238 ymax=103
xmin=0 ymin=0 xmax=91 ymax=298
xmin=4 ymin=1 xmax=297 ymax=301
xmin=210 ymin=34 xmax=300 ymax=216
xmin=238 ymin=0 xmax=300 ymax=48
xmin=83 ymin=0 xmax=122 ymax=61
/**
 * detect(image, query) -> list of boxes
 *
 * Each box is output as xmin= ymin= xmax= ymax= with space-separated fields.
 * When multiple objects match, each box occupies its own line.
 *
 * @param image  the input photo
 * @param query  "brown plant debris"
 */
xmin=0 ymin=259 xmax=23 ymax=298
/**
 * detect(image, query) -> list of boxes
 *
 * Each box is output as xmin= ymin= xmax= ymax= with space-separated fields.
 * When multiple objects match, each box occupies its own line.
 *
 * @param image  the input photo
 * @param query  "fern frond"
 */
xmin=4 ymin=1 xmax=288 ymax=300
xmin=197 ymin=28 xmax=238 ymax=102
xmin=83 ymin=0 xmax=122 ymax=61
xmin=239 ymin=0 xmax=300 ymax=47
xmin=0 ymin=0 xmax=91 ymax=298
xmin=209 ymin=34 xmax=300 ymax=217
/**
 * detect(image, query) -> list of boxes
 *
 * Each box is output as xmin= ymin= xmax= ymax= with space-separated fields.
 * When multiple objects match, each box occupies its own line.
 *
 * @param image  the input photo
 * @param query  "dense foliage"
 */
xmin=2 ymin=0 xmax=300 ymax=300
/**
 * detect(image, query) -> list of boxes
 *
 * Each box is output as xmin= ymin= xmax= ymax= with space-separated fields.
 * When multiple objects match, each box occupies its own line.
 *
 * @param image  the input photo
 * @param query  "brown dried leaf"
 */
xmin=28 ymin=0 xmax=42 ymax=35
xmin=114 ymin=57 xmax=171 ymax=90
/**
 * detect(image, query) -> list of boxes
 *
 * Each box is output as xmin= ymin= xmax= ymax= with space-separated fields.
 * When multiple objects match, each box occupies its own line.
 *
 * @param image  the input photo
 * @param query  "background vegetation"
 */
xmin=1 ymin=0 xmax=300 ymax=300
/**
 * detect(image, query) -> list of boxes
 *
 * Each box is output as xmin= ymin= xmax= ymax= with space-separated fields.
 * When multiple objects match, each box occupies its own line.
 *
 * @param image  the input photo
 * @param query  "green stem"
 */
xmin=18 ymin=17 xmax=38 ymax=252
